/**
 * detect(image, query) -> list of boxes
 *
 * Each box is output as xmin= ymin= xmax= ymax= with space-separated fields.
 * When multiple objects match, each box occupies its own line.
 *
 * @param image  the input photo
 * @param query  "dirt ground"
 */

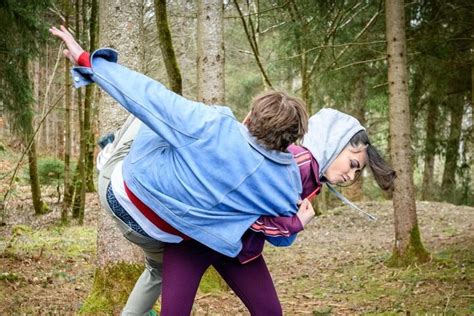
xmin=0 ymin=188 xmax=473 ymax=315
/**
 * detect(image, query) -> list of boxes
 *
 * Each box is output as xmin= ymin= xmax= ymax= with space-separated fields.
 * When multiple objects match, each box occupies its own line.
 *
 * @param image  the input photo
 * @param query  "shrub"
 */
xmin=38 ymin=157 xmax=64 ymax=186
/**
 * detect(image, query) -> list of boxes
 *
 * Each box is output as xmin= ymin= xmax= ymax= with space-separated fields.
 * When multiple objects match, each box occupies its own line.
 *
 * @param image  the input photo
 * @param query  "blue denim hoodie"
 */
xmin=72 ymin=49 xmax=302 ymax=257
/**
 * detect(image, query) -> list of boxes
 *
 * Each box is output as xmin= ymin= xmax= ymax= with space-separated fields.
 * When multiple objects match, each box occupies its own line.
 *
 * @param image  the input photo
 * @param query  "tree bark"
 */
xmin=62 ymin=6 xmax=73 ymax=222
xmin=28 ymin=139 xmax=48 ymax=215
xmin=22 ymin=58 xmax=48 ymax=215
xmin=441 ymin=98 xmax=464 ymax=201
xmin=421 ymin=97 xmax=438 ymax=200
xmin=154 ymin=0 xmax=182 ymax=94
xmin=72 ymin=0 xmax=86 ymax=223
xmin=197 ymin=0 xmax=225 ymax=104
xmin=81 ymin=0 xmax=145 ymax=313
xmin=384 ymin=0 xmax=429 ymax=267
xmin=196 ymin=0 xmax=228 ymax=291
xmin=84 ymin=0 xmax=98 ymax=192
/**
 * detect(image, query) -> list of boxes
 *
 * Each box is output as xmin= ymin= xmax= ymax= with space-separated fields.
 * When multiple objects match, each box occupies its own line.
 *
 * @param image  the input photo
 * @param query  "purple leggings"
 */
xmin=161 ymin=240 xmax=282 ymax=316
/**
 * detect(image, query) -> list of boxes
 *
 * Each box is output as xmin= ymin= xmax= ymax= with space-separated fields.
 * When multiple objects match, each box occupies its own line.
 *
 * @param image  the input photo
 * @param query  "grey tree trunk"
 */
xmin=384 ymin=0 xmax=429 ymax=267
xmin=81 ymin=0 xmax=145 ymax=313
xmin=196 ymin=0 xmax=228 ymax=291
xmin=197 ymin=0 xmax=225 ymax=104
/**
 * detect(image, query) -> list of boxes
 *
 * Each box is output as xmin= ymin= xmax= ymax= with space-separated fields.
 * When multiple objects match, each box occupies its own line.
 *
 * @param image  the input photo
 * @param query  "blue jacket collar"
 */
xmin=238 ymin=124 xmax=293 ymax=165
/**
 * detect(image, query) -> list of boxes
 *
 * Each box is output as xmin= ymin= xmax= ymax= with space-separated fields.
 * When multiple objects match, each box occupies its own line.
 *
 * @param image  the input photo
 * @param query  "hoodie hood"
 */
xmin=302 ymin=108 xmax=365 ymax=178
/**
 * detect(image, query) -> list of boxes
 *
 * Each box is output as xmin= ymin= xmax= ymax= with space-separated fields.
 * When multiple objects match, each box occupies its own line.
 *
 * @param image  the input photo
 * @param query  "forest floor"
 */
xmin=0 ymin=142 xmax=472 ymax=315
xmin=0 ymin=187 xmax=472 ymax=315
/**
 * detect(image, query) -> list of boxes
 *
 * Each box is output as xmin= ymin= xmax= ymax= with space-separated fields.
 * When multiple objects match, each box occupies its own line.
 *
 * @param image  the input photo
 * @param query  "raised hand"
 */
xmin=49 ymin=25 xmax=85 ymax=64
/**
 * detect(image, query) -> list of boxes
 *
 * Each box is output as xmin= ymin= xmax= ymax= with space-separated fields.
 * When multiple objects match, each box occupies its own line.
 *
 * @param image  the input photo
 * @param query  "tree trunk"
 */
xmin=343 ymin=79 xmax=366 ymax=201
xmin=62 ymin=7 xmax=72 ymax=222
xmin=441 ymin=98 xmax=464 ymax=202
xmin=384 ymin=0 xmax=429 ymax=267
xmin=28 ymin=139 xmax=48 ymax=215
xmin=81 ymin=0 xmax=146 ymax=313
xmin=154 ymin=0 xmax=182 ymax=94
xmin=21 ymin=58 xmax=49 ymax=216
xmin=196 ymin=0 xmax=228 ymax=292
xmin=72 ymin=0 xmax=86 ymax=223
xmin=41 ymin=47 xmax=50 ymax=152
xmin=84 ymin=0 xmax=98 ymax=193
xmin=421 ymin=98 xmax=438 ymax=200
xmin=197 ymin=0 xmax=225 ymax=104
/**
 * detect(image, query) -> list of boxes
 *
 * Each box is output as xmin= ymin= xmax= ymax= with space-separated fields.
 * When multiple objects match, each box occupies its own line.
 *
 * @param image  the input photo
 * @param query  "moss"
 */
xmin=385 ymin=224 xmax=430 ymax=267
xmin=7 ymin=225 xmax=96 ymax=258
xmin=0 ymin=272 xmax=21 ymax=282
xmin=39 ymin=201 xmax=50 ymax=214
xmin=80 ymin=263 xmax=143 ymax=314
xmin=199 ymin=267 xmax=229 ymax=294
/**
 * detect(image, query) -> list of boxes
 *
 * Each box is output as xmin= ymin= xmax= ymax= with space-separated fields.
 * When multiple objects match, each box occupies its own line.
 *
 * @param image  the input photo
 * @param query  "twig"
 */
xmin=233 ymin=0 xmax=273 ymax=89
xmin=444 ymin=285 xmax=455 ymax=313
xmin=372 ymin=81 xmax=388 ymax=89
xmin=42 ymin=44 xmax=64 ymax=117
xmin=224 ymin=1 xmax=290 ymax=19
xmin=332 ymin=56 xmax=386 ymax=71
xmin=318 ymin=1 xmax=383 ymax=76
xmin=282 ymin=40 xmax=386 ymax=60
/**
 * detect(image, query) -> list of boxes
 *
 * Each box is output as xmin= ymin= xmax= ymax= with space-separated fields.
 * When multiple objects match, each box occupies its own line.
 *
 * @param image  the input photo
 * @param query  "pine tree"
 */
xmin=385 ymin=0 xmax=430 ymax=267
xmin=0 ymin=0 xmax=51 ymax=215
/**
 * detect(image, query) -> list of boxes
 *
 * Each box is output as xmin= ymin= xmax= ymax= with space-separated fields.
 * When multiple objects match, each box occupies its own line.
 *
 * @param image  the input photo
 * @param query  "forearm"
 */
xmin=250 ymin=215 xmax=303 ymax=237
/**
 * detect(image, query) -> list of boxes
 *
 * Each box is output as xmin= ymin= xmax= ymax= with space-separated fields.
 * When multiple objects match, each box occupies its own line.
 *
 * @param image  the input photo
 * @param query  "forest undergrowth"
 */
xmin=0 ymin=188 xmax=472 ymax=315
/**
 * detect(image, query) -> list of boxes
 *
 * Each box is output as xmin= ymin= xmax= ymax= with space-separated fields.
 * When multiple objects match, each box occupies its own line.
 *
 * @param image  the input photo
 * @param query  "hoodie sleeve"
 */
xmin=250 ymin=215 xmax=303 ymax=237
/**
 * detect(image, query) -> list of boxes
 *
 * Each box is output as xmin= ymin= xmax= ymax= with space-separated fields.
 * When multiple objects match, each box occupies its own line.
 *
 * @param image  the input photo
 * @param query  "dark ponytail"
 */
xmin=349 ymin=130 xmax=396 ymax=191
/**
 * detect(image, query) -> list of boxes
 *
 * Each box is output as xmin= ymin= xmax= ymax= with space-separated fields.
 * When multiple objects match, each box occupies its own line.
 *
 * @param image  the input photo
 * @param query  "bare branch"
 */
xmin=233 ymin=0 xmax=273 ymax=88
xmin=225 ymin=1 xmax=290 ymax=19
xmin=281 ymin=40 xmax=386 ymax=60
xmin=317 ymin=3 xmax=383 ymax=76
xmin=332 ymin=56 xmax=386 ymax=71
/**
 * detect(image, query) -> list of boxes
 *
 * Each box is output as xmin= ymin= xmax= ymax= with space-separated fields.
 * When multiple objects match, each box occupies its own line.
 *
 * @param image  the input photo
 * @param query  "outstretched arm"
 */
xmin=50 ymin=25 xmax=228 ymax=148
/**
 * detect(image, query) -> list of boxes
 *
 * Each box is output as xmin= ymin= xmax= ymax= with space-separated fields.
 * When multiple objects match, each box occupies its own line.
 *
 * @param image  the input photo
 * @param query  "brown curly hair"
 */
xmin=246 ymin=91 xmax=308 ymax=152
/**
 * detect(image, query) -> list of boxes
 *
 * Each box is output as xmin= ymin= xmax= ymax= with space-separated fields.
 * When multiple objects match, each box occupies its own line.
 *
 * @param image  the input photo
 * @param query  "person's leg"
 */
xmin=103 ymin=184 xmax=165 ymax=315
xmin=213 ymin=256 xmax=282 ymax=316
xmin=121 ymin=243 xmax=164 ymax=316
xmin=96 ymin=115 xmax=164 ymax=315
xmin=160 ymin=241 xmax=218 ymax=316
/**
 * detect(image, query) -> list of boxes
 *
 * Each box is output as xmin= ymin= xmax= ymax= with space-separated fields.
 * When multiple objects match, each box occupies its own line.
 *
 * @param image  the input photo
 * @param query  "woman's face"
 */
xmin=324 ymin=145 xmax=367 ymax=185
